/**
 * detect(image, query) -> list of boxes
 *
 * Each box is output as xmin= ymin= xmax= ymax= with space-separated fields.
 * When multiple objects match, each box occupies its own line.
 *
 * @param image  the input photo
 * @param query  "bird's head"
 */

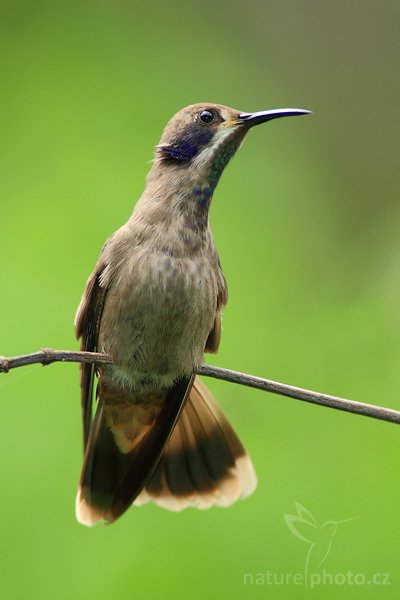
xmin=155 ymin=102 xmax=311 ymax=189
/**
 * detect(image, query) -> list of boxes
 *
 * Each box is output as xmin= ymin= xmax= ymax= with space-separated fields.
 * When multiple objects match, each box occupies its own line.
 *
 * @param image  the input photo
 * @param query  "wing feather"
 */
xmin=75 ymin=267 xmax=108 ymax=449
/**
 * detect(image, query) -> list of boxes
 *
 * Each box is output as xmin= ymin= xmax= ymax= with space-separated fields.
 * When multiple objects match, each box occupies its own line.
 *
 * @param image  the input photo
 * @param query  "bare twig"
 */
xmin=1 ymin=348 xmax=399 ymax=425
xmin=0 ymin=348 xmax=112 ymax=372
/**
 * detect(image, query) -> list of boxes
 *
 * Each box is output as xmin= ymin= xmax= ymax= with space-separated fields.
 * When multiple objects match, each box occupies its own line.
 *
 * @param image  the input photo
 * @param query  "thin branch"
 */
xmin=197 ymin=364 xmax=400 ymax=424
xmin=1 ymin=348 xmax=399 ymax=425
xmin=0 ymin=348 xmax=112 ymax=371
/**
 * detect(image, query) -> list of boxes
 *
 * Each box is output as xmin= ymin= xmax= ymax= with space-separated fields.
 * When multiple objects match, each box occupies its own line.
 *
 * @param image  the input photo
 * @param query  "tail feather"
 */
xmin=135 ymin=378 xmax=257 ymax=511
xmin=76 ymin=375 xmax=193 ymax=526
xmin=76 ymin=375 xmax=256 ymax=525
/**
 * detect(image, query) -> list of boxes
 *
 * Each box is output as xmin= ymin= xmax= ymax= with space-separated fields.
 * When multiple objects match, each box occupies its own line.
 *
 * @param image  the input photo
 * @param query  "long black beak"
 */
xmin=238 ymin=108 xmax=312 ymax=126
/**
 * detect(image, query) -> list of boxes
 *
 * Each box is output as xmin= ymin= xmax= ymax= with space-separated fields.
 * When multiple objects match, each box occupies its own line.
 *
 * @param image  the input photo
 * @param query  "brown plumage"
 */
xmin=135 ymin=379 xmax=256 ymax=511
xmin=75 ymin=102 xmax=310 ymax=525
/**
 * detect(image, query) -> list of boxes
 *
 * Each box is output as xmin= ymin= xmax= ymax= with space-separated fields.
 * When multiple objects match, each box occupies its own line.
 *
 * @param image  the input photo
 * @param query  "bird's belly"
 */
xmin=99 ymin=254 xmax=217 ymax=389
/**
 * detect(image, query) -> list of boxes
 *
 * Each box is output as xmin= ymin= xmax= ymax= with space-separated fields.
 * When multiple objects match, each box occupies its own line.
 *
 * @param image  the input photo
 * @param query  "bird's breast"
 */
xmin=99 ymin=248 xmax=220 ymax=389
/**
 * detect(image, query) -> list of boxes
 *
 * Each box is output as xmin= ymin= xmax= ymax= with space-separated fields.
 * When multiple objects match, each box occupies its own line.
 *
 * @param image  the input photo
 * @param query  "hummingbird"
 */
xmin=75 ymin=102 xmax=310 ymax=526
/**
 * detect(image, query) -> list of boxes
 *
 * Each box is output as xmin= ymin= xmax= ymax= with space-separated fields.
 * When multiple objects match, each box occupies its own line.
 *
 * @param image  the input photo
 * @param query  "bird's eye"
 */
xmin=199 ymin=109 xmax=215 ymax=124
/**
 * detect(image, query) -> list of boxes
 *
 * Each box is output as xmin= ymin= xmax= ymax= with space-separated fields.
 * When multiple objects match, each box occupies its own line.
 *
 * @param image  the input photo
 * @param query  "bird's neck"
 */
xmin=149 ymin=157 xmax=218 ymax=193
xmin=129 ymin=163 xmax=217 ymax=255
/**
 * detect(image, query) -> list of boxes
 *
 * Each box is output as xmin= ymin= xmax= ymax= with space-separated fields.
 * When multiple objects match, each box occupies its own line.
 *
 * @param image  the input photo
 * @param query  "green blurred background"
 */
xmin=1 ymin=1 xmax=400 ymax=598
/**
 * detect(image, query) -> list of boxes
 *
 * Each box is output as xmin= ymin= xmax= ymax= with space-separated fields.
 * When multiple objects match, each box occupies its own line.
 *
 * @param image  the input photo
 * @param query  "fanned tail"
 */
xmin=76 ymin=375 xmax=256 ymax=525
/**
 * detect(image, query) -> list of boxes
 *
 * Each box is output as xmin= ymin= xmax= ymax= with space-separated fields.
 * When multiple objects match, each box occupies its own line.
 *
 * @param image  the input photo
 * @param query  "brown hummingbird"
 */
xmin=75 ymin=103 xmax=310 ymax=525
